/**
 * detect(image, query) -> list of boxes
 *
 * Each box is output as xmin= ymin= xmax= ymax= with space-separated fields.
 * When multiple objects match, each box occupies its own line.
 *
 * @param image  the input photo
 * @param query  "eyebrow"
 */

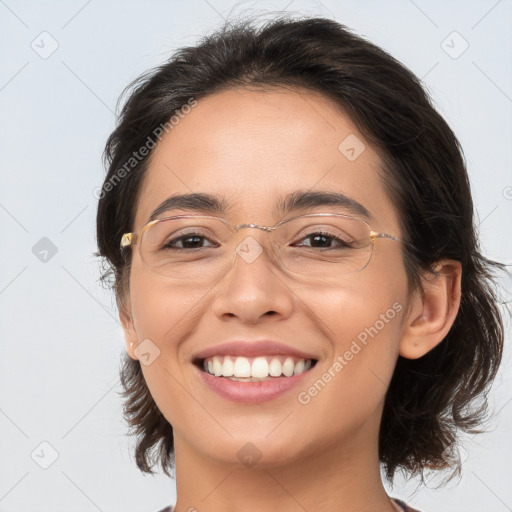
xmin=148 ymin=190 xmax=373 ymax=223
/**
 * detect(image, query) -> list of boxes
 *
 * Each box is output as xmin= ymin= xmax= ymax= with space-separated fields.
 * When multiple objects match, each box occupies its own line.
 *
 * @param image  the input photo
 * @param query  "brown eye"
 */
xmin=292 ymin=230 xmax=353 ymax=249
xmin=163 ymin=234 xmax=218 ymax=250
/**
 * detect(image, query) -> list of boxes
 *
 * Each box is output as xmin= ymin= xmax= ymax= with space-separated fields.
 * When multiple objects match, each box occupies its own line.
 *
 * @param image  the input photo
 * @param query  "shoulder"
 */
xmin=392 ymin=498 xmax=423 ymax=512
xmin=155 ymin=502 xmax=421 ymax=512
xmin=156 ymin=502 xmax=420 ymax=512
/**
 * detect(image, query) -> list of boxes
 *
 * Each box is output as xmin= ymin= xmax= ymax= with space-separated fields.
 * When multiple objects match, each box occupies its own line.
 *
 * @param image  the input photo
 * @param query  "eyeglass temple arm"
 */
xmin=121 ymin=233 xmax=136 ymax=248
xmin=371 ymin=231 xmax=402 ymax=243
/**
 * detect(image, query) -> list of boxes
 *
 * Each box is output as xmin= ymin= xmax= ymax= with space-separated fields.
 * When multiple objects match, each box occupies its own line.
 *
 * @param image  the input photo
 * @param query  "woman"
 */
xmin=95 ymin=15 xmax=505 ymax=512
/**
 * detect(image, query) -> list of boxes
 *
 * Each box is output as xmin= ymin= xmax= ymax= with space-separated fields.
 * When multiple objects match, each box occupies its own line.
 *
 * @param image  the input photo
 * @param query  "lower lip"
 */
xmin=194 ymin=364 xmax=315 ymax=403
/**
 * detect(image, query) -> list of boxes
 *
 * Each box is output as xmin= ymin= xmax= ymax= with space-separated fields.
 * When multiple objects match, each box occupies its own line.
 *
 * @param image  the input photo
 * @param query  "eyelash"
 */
xmin=163 ymin=234 xmax=218 ymax=250
xmin=292 ymin=231 xmax=353 ymax=249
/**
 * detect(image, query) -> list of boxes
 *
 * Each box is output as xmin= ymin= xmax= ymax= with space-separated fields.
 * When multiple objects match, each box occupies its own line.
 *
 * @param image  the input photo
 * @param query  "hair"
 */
xmin=95 ymin=14 xmax=507 ymax=484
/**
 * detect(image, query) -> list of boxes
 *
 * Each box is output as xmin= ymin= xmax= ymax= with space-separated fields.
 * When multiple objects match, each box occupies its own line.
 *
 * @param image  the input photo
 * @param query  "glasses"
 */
xmin=120 ymin=213 xmax=403 ymax=282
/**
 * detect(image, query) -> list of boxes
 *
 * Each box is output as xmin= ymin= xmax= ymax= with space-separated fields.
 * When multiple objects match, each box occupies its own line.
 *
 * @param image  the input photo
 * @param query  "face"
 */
xmin=122 ymin=87 xmax=411 ymax=469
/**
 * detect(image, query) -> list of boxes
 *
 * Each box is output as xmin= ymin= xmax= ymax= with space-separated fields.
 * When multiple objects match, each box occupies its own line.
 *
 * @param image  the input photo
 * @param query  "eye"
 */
xmin=163 ymin=233 xmax=219 ymax=250
xmin=292 ymin=230 xmax=353 ymax=249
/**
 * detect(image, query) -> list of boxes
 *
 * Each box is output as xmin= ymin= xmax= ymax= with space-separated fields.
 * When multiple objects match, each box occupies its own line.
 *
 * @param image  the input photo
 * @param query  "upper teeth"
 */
xmin=202 ymin=355 xmax=313 ymax=378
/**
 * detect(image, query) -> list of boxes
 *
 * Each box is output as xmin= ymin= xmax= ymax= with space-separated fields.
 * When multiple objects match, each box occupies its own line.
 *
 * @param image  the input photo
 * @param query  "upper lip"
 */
xmin=192 ymin=340 xmax=319 ymax=362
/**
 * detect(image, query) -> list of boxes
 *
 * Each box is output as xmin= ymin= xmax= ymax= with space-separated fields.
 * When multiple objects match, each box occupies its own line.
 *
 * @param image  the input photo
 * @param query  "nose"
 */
xmin=210 ymin=233 xmax=294 ymax=324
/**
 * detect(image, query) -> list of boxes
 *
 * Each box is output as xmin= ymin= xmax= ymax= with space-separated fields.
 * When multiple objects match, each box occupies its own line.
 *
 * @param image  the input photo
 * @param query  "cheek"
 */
xmin=129 ymin=267 xmax=212 ymax=344
xmin=127 ymin=271 xmax=212 ymax=422
xmin=315 ymin=284 xmax=404 ymax=374
xmin=298 ymin=273 xmax=406 ymax=420
xmin=309 ymin=252 xmax=407 ymax=343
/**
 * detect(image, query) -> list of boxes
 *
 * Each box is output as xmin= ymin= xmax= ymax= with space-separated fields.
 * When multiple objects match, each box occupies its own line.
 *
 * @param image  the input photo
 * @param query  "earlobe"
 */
xmin=399 ymin=260 xmax=462 ymax=360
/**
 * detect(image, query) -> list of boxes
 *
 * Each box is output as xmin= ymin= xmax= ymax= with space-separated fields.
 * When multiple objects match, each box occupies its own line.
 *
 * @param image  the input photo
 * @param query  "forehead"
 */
xmin=133 ymin=87 xmax=399 ymax=233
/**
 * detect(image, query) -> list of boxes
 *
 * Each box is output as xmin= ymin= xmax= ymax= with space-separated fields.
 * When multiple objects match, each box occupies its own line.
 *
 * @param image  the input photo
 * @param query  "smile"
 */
xmin=193 ymin=355 xmax=318 ymax=403
xmin=197 ymin=355 xmax=316 ymax=380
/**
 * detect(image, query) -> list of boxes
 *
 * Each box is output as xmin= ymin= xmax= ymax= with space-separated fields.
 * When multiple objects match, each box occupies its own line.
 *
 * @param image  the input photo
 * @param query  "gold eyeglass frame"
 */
xmin=120 ymin=213 xmax=404 ymax=275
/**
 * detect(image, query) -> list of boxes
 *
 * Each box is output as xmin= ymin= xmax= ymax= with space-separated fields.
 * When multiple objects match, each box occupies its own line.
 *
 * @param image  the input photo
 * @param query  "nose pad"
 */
xmin=235 ymin=233 xmax=280 ymax=268
xmin=215 ymin=232 xmax=282 ymax=280
xmin=207 ymin=225 xmax=289 ymax=286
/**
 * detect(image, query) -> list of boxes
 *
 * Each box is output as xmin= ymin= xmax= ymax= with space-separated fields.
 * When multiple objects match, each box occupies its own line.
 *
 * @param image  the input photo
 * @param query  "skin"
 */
xmin=120 ymin=87 xmax=461 ymax=512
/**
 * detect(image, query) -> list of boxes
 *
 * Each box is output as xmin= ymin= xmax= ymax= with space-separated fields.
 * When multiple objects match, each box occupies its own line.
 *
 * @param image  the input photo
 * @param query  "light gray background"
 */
xmin=1 ymin=1 xmax=511 ymax=511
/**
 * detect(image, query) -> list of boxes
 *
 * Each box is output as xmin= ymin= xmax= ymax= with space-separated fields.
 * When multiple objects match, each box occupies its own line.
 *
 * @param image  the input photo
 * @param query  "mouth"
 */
xmin=193 ymin=355 xmax=318 ymax=382
xmin=190 ymin=340 xmax=320 ymax=403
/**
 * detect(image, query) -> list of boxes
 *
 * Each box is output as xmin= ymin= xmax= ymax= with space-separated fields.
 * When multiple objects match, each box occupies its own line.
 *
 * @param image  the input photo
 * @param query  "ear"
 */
xmin=119 ymin=295 xmax=139 ymax=361
xmin=400 ymin=259 xmax=462 ymax=359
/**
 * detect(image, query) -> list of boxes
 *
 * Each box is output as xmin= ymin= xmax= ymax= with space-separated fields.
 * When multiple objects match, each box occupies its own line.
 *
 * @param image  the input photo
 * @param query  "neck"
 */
xmin=171 ymin=405 xmax=397 ymax=512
